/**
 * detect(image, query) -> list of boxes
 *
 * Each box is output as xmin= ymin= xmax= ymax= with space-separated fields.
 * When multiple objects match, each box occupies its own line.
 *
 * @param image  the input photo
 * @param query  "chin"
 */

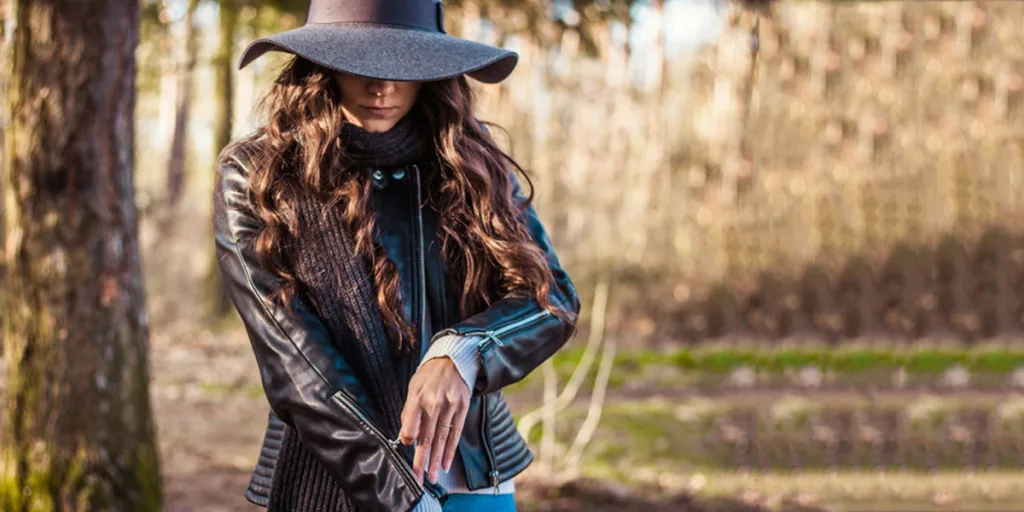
xmin=362 ymin=119 xmax=398 ymax=133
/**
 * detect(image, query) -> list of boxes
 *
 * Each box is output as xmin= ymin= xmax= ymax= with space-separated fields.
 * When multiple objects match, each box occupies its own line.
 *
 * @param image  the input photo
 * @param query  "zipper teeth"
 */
xmin=475 ymin=309 xmax=551 ymax=351
xmin=413 ymin=165 xmax=445 ymax=501
xmin=415 ymin=164 xmax=427 ymax=354
xmin=481 ymin=394 xmax=500 ymax=490
xmin=492 ymin=309 xmax=549 ymax=338
xmin=332 ymin=390 xmax=423 ymax=492
xmin=436 ymin=306 xmax=551 ymax=350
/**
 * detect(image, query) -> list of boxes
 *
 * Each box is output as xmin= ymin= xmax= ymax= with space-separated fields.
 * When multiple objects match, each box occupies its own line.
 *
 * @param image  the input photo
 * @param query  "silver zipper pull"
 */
xmin=487 ymin=332 xmax=503 ymax=347
xmin=490 ymin=470 xmax=500 ymax=495
xmin=390 ymin=436 xmax=402 ymax=450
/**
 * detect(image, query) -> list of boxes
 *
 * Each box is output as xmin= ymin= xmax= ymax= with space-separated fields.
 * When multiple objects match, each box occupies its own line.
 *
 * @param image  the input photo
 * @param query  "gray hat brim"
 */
xmin=238 ymin=23 xmax=518 ymax=84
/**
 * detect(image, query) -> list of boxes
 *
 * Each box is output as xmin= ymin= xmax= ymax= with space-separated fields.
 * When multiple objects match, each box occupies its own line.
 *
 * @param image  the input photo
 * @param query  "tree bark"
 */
xmin=1 ymin=0 xmax=161 ymax=510
xmin=163 ymin=0 xmax=201 ymax=225
xmin=207 ymin=0 xmax=239 ymax=321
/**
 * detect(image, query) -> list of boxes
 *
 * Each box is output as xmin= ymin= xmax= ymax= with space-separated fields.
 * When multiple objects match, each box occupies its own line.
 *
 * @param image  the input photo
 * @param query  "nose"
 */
xmin=367 ymin=79 xmax=395 ymax=98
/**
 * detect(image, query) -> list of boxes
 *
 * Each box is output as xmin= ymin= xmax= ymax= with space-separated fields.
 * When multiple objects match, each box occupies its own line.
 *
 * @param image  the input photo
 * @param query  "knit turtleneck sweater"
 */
xmin=338 ymin=109 xmax=433 ymax=168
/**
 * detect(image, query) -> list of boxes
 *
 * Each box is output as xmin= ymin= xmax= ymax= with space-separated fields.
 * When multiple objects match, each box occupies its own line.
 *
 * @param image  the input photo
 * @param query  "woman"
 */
xmin=212 ymin=0 xmax=581 ymax=511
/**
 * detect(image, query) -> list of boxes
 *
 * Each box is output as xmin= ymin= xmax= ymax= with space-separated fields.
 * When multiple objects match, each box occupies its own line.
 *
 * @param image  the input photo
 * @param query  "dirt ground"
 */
xmin=152 ymin=323 xmax=268 ymax=512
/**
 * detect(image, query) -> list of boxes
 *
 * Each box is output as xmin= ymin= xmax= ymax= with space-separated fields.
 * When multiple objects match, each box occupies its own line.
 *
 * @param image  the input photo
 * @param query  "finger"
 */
xmin=414 ymin=404 xmax=437 ymax=483
xmin=428 ymin=401 xmax=458 ymax=482
xmin=442 ymin=400 xmax=468 ymax=473
xmin=413 ymin=436 xmax=430 ymax=484
xmin=399 ymin=390 xmax=421 ymax=446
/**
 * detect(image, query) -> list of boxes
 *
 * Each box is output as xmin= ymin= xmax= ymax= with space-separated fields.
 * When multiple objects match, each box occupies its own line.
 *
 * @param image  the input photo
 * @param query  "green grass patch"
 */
xmin=767 ymin=348 xmax=828 ymax=370
xmin=543 ymin=345 xmax=1024 ymax=376
xmin=827 ymin=349 xmax=897 ymax=373
xmin=969 ymin=349 xmax=1024 ymax=373
xmin=693 ymin=349 xmax=759 ymax=373
xmin=902 ymin=349 xmax=965 ymax=374
xmin=502 ymin=344 xmax=1024 ymax=398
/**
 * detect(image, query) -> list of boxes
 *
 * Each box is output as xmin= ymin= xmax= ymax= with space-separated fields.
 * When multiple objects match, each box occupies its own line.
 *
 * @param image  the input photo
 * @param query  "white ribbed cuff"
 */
xmin=420 ymin=333 xmax=483 ymax=394
xmin=411 ymin=492 xmax=444 ymax=512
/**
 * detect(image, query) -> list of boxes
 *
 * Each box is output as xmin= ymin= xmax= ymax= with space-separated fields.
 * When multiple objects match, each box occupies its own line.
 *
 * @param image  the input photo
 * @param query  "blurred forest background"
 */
xmin=3 ymin=0 xmax=1024 ymax=511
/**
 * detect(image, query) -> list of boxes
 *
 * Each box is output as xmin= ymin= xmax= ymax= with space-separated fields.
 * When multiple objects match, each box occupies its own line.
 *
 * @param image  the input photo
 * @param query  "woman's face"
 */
xmin=332 ymin=71 xmax=422 ymax=133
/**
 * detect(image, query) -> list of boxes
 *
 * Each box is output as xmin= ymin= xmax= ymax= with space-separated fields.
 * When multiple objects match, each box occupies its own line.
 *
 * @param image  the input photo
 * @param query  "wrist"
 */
xmin=420 ymin=334 xmax=483 ymax=394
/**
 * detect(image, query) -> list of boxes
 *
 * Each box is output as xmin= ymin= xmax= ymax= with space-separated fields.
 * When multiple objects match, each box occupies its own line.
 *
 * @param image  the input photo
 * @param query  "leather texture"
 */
xmin=213 ymin=139 xmax=580 ymax=510
xmin=243 ymin=411 xmax=284 ymax=507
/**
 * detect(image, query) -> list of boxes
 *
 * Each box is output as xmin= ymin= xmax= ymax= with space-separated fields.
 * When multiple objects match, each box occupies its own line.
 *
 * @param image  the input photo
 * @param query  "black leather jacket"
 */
xmin=213 ymin=142 xmax=580 ymax=512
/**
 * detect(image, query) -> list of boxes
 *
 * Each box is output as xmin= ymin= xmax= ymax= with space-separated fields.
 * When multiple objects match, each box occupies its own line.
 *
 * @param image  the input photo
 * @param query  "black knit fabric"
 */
xmin=267 ymin=422 xmax=353 ymax=511
xmin=261 ymin=112 xmax=435 ymax=511
xmin=339 ymin=109 xmax=433 ymax=168
xmin=292 ymin=192 xmax=408 ymax=437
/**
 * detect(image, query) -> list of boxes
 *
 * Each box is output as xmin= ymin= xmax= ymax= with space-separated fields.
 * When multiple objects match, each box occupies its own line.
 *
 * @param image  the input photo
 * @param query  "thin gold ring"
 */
xmin=439 ymin=423 xmax=453 ymax=429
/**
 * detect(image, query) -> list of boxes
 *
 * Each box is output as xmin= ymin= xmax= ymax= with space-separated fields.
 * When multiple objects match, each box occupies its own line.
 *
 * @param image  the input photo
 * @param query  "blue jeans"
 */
xmin=442 ymin=493 xmax=517 ymax=512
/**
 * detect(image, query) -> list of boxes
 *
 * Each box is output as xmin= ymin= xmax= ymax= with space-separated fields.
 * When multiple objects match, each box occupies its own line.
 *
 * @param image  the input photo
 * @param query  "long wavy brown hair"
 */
xmin=222 ymin=57 xmax=575 ymax=353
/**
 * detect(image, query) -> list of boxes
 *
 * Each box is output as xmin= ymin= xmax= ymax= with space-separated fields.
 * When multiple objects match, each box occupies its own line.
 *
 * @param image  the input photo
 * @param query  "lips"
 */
xmin=361 ymin=106 xmax=396 ymax=117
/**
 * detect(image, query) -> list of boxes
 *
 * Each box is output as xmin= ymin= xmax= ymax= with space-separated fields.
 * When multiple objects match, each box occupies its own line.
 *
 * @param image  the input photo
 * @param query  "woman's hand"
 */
xmin=399 ymin=357 xmax=471 ymax=483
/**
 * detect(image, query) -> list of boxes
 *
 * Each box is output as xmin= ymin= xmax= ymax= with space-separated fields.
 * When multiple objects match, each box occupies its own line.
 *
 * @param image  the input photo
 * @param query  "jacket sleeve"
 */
xmin=213 ymin=153 xmax=428 ymax=512
xmin=431 ymin=168 xmax=582 ymax=396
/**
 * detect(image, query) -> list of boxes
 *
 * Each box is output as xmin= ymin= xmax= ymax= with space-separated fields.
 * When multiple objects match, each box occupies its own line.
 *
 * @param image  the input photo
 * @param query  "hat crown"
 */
xmin=307 ymin=0 xmax=445 ymax=33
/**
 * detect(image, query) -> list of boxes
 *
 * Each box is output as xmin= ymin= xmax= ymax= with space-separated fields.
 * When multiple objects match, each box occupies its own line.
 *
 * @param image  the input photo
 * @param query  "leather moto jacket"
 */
xmin=213 ymin=141 xmax=581 ymax=512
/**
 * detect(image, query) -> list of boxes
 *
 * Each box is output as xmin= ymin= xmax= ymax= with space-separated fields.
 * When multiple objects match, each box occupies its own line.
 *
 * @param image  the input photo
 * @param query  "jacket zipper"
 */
xmin=480 ymin=393 xmax=501 ymax=495
xmin=412 ymin=164 xmax=449 ymax=503
xmin=476 ymin=309 xmax=551 ymax=353
xmin=330 ymin=389 xmax=440 ymax=499
xmin=431 ymin=309 xmax=552 ymax=357
xmin=413 ymin=164 xmax=428 ymax=358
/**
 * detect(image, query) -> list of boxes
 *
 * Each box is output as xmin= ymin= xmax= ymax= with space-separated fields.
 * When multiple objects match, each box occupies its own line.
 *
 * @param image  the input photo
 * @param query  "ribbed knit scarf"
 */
xmin=339 ymin=109 xmax=433 ymax=168
xmin=266 ymin=111 xmax=434 ymax=511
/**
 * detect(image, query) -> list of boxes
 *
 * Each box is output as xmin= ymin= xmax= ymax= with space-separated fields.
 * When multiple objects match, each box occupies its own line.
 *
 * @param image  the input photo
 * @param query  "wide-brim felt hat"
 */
xmin=238 ymin=0 xmax=518 ymax=84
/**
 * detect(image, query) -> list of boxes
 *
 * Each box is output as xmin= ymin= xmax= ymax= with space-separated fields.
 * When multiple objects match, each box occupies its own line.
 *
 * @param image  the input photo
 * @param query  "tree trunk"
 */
xmin=163 ymin=0 xmax=201 ymax=226
xmin=647 ymin=0 xmax=666 ymax=95
xmin=0 ymin=1 xmax=161 ymax=510
xmin=207 ymin=0 xmax=239 ymax=321
xmin=706 ymin=0 xmax=762 ymax=205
